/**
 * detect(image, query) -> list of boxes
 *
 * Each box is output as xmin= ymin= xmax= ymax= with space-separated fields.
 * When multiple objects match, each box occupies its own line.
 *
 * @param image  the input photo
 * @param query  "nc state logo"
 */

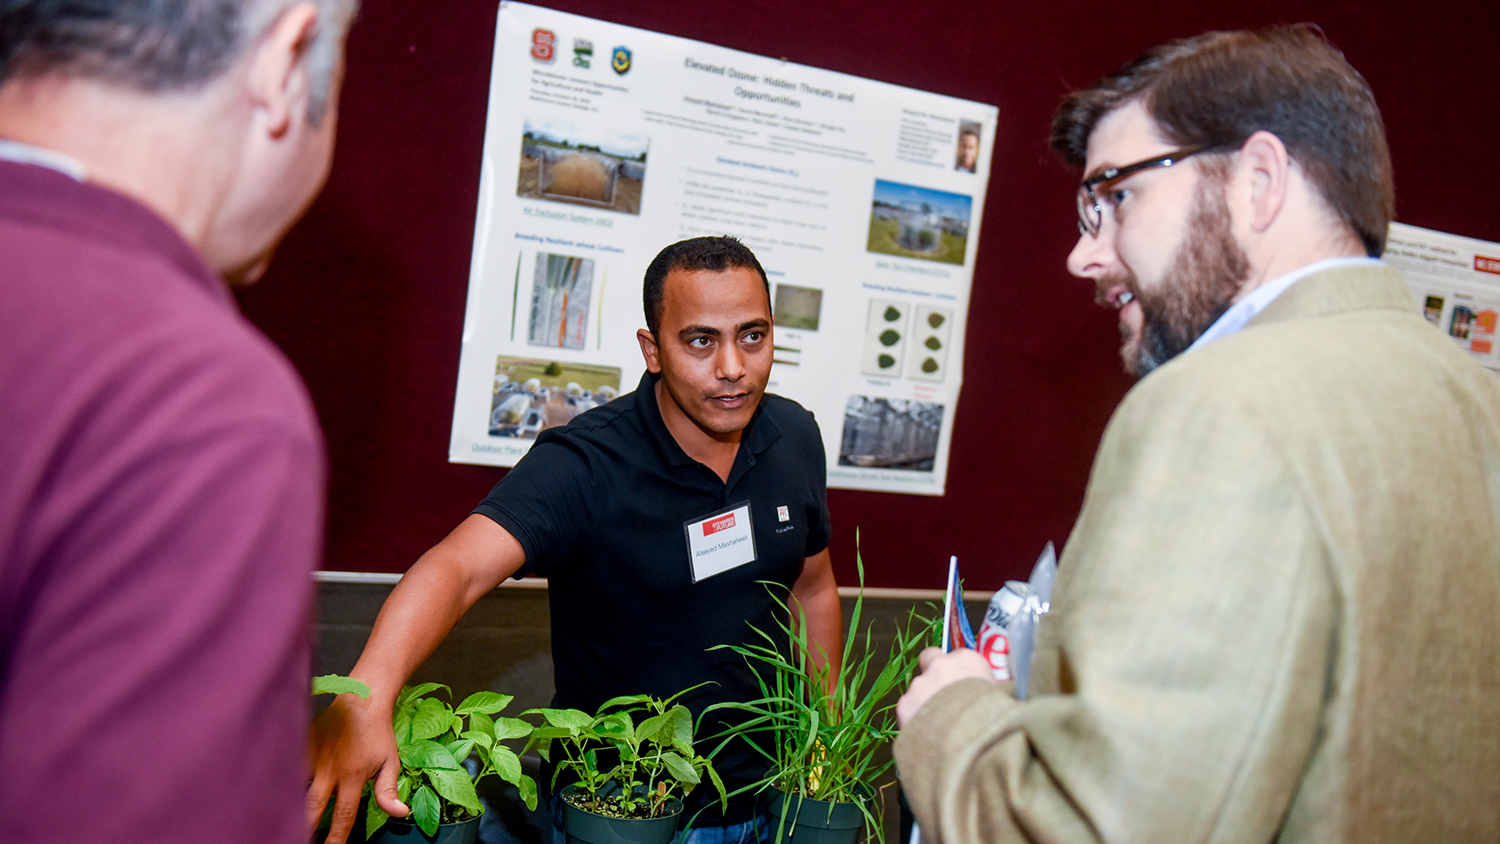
xmin=611 ymin=46 xmax=632 ymax=74
xmin=531 ymin=28 xmax=556 ymax=63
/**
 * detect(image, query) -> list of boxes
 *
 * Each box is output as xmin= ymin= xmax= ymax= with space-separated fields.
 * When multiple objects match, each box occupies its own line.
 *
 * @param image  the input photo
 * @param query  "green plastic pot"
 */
xmin=559 ymin=784 xmax=683 ymax=844
xmin=767 ymin=790 xmax=865 ymax=844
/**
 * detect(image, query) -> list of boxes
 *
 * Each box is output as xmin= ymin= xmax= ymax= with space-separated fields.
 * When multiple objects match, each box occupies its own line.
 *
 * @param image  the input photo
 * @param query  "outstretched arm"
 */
xmin=307 ymin=514 xmax=526 ymax=844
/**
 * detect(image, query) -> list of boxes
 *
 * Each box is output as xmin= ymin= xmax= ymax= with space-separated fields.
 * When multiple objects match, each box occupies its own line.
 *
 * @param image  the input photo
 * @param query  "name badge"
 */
xmin=685 ymin=503 xmax=757 ymax=583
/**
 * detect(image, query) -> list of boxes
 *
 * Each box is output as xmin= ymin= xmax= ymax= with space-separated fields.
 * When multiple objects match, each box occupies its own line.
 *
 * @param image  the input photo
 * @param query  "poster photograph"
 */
xmin=448 ymin=1 xmax=998 ymax=494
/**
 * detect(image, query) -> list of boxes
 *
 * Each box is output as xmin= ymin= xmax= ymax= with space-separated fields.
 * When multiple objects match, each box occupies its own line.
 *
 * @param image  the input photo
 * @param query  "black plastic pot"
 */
xmin=313 ymin=811 xmax=480 ymax=844
xmin=767 ymin=790 xmax=865 ymax=844
xmin=366 ymin=816 xmax=480 ymax=844
xmin=366 ymin=821 xmax=477 ymax=844
xmin=559 ymin=784 xmax=683 ymax=844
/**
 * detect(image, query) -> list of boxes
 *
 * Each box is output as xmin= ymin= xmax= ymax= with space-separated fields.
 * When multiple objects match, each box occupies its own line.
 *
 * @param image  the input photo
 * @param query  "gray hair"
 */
xmin=0 ymin=0 xmax=359 ymax=124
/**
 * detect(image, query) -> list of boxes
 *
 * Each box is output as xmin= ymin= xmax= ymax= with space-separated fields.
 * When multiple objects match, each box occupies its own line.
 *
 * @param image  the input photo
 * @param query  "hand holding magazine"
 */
xmin=912 ymin=545 xmax=1057 ymax=844
xmin=944 ymin=542 xmax=1057 ymax=697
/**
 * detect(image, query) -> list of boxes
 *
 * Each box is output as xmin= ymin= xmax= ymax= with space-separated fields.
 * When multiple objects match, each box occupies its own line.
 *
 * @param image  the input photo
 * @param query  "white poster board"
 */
xmin=1387 ymin=222 xmax=1500 ymax=376
xmin=447 ymin=1 xmax=997 ymax=495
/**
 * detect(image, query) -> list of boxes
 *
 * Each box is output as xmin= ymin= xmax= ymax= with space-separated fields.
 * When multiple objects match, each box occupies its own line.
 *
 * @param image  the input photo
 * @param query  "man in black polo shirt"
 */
xmin=309 ymin=236 xmax=842 ymax=844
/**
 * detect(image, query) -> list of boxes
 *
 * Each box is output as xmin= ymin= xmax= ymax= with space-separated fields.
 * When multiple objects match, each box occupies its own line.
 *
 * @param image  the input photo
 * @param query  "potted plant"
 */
xmin=707 ymin=553 xmax=937 ymax=843
xmin=313 ymin=677 xmax=538 ymax=844
xmin=524 ymin=689 xmax=727 ymax=844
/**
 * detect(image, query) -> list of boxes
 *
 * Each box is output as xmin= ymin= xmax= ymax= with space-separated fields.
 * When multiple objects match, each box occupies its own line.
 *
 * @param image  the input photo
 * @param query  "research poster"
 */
xmin=1387 ymin=222 xmax=1500 ymax=377
xmin=447 ymin=2 xmax=998 ymax=495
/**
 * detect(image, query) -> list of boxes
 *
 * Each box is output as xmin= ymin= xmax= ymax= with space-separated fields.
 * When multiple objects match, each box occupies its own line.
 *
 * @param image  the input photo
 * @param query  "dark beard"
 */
xmin=1120 ymin=174 xmax=1250 ymax=376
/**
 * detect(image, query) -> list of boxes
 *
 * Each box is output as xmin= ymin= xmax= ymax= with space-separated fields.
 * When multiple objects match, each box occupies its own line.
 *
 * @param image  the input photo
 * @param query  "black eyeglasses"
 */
xmin=1075 ymin=144 xmax=1217 ymax=236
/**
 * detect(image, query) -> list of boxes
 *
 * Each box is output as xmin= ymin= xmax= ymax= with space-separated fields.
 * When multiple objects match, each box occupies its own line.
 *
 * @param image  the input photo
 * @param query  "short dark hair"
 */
xmin=1050 ymin=25 xmax=1394 ymax=257
xmin=0 ymin=0 xmax=357 ymax=123
xmin=642 ymin=236 xmax=770 ymax=336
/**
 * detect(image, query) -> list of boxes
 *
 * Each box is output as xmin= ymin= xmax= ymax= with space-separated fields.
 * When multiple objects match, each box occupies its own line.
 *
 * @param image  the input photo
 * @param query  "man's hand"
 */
xmin=306 ymin=692 xmax=409 ymax=844
xmin=897 ymin=647 xmax=997 ymax=727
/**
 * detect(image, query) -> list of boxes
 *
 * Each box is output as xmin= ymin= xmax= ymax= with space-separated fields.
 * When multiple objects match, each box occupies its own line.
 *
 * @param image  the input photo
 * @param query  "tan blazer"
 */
xmin=896 ymin=264 xmax=1500 ymax=843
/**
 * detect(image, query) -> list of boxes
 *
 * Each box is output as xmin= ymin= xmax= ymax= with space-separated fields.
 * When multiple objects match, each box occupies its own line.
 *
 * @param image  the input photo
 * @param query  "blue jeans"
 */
xmin=673 ymin=813 xmax=771 ymax=844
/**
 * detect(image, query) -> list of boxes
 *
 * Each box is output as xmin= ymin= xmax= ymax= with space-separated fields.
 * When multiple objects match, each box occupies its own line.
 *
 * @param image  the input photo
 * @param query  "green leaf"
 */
xmin=531 ymin=708 xmax=592 ymax=733
xmin=392 ymin=706 xmax=414 ymax=744
xmin=518 ymin=775 xmax=539 ymax=811
xmin=636 ymin=711 xmax=674 ymax=744
xmin=312 ymin=674 xmax=371 ymax=698
xmin=428 ymin=766 xmax=483 ymax=815
xmin=447 ymin=737 xmax=477 ymax=764
xmin=529 ymin=725 xmax=576 ymax=741
xmin=365 ymin=794 xmax=390 ymax=836
xmin=492 ymin=716 xmax=532 ymax=741
xmin=530 ymin=735 xmax=552 ymax=762
xmin=594 ymin=712 xmax=633 ymax=739
xmin=597 ymin=693 xmax=651 ymax=711
xmin=399 ymin=683 xmax=447 ymax=707
xmin=463 ymin=728 xmax=495 ymax=753
xmin=411 ymin=786 xmax=441 ymax=837
xmin=490 ymin=745 xmax=523 ymax=783
xmin=467 ymin=713 xmax=496 ymax=740
xmin=400 ymin=739 xmax=461 ymax=770
xmin=705 ymin=764 xmax=728 ymax=812
xmin=659 ymin=750 xmax=700 ymax=785
xmin=668 ymin=705 xmax=693 ymax=751
xmin=409 ymin=698 xmax=453 ymax=742
xmin=457 ymin=691 xmax=513 ymax=716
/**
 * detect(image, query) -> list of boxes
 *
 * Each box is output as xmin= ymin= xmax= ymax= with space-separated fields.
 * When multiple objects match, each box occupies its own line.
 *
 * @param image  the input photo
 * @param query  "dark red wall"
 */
xmin=237 ymin=0 xmax=1498 ymax=589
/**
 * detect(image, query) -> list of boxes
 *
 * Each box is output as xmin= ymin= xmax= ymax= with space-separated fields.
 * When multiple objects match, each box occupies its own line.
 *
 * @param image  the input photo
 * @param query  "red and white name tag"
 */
xmin=703 ymin=513 xmax=737 ymax=535
xmin=685 ymin=503 xmax=756 ymax=582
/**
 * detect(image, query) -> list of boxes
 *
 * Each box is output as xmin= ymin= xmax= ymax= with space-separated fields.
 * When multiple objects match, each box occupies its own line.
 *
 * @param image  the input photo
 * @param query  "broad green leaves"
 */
xmin=319 ymin=679 xmax=540 ymax=839
xmin=521 ymin=688 xmax=726 ymax=820
xmin=314 ymin=676 xmax=726 ymax=832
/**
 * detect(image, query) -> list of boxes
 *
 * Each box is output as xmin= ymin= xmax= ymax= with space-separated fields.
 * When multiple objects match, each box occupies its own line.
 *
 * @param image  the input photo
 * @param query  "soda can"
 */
xmin=976 ymin=581 xmax=1027 ymax=681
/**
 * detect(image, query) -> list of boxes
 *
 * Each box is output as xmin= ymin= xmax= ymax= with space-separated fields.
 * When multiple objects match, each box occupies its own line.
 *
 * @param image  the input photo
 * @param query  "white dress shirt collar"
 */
xmin=0 ymin=138 xmax=86 ymax=181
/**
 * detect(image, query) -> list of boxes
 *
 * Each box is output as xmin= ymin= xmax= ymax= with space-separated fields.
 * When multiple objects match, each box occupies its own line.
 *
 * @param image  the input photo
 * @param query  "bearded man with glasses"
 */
xmin=894 ymin=25 xmax=1500 ymax=844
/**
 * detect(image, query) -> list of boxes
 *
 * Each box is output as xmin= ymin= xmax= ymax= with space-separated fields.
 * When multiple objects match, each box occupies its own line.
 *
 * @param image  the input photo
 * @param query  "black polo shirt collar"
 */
xmin=633 ymin=370 xmax=784 ymax=487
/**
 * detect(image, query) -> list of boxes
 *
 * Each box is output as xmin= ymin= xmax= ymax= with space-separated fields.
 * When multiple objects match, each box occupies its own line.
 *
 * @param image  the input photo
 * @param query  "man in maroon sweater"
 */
xmin=0 ymin=2 xmax=357 ymax=841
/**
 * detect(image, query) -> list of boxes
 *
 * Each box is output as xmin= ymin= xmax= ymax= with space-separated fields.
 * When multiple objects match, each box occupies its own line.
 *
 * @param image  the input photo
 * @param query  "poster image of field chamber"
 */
xmin=489 ymin=357 xmax=622 ymax=439
xmin=907 ymin=305 xmax=953 ymax=381
xmin=517 ymin=115 xmax=648 ymax=214
xmin=773 ymin=283 xmax=823 ymax=331
xmin=861 ymin=298 xmax=909 ymax=376
xmin=838 ymin=395 xmax=944 ymax=472
xmin=528 ymin=252 xmax=594 ymax=350
xmin=866 ymin=179 xmax=971 ymax=266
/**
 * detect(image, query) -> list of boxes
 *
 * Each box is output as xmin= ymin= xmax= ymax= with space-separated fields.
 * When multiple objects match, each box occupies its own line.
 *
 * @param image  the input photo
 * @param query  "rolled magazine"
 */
xmin=911 ymin=546 xmax=1056 ymax=843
